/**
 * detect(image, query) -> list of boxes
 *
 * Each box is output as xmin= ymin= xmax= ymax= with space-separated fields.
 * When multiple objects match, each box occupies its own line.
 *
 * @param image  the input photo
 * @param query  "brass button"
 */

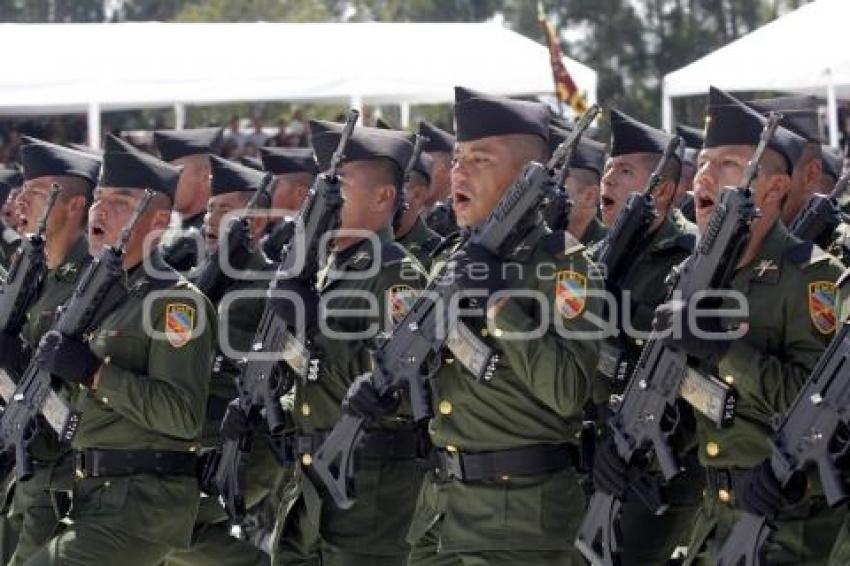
xmin=438 ymin=400 xmax=453 ymax=415
xmin=75 ymin=468 xmax=85 ymax=479
xmin=635 ymin=339 xmax=644 ymax=347
xmin=445 ymin=358 xmax=455 ymax=365
xmin=718 ymin=488 xmax=731 ymax=503
xmin=104 ymin=356 xmax=111 ymax=365
xmin=492 ymin=328 xmax=504 ymax=338
xmin=301 ymin=403 xmax=311 ymax=417
xmin=101 ymin=396 xmax=109 ymax=404
xmin=301 ymin=453 xmax=313 ymax=466
xmin=705 ymin=442 xmax=720 ymax=458
xmin=104 ymin=481 xmax=111 ymax=488
xmin=480 ymin=328 xmax=489 ymax=337
xmin=500 ymin=475 xmax=510 ymax=481
xmin=724 ymin=375 xmax=734 ymax=385
xmin=445 ymin=444 xmax=458 ymax=453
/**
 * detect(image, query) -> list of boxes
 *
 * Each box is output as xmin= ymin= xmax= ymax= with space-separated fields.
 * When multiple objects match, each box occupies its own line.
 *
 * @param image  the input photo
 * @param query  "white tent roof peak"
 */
xmin=0 ymin=21 xmax=597 ymax=114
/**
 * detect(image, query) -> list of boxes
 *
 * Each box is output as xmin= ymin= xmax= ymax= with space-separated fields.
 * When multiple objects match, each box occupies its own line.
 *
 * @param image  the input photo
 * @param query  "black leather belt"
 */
xmin=434 ymin=443 xmax=577 ymax=482
xmin=295 ymin=428 xmax=423 ymax=461
xmin=74 ymin=449 xmax=197 ymax=478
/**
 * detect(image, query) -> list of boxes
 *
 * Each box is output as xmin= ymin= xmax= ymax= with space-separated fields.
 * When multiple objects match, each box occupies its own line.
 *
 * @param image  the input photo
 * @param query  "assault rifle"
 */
xmin=715 ymin=326 xmax=850 ymax=565
xmin=788 ymin=171 xmax=850 ymax=247
xmin=192 ymin=172 xmax=275 ymax=302
xmin=574 ymin=114 xmax=780 ymax=566
xmin=0 ymin=190 xmax=154 ymax=480
xmin=541 ymin=106 xmax=601 ymax=231
xmin=310 ymin=105 xmax=601 ymax=510
xmin=212 ymin=109 xmax=358 ymax=521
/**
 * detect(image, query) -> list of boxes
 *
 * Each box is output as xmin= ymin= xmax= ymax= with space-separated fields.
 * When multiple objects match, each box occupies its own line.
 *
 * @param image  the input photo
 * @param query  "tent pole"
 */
xmin=400 ymin=102 xmax=410 ymax=129
xmin=87 ymin=102 xmax=101 ymax=150
xmin=350 ymin=94 xmax=363 ymax=118
xmin=174 ymin=103 xmax=186 ymax=130
xmin=826 ymin=68 xmax=840 ymax=148
xmin=661 ymin=85 xmax=673 ymax=132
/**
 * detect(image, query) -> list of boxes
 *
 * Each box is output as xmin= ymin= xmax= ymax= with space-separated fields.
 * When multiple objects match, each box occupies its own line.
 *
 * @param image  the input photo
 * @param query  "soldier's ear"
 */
xmin=763 ymin=173 xmax=791 ymax=206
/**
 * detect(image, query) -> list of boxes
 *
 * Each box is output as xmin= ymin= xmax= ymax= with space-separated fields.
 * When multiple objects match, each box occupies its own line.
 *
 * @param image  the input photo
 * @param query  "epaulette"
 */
xmin=785 ymin=241 xmax=832 ymax=270
xmin=543 ymin=230 xmax=584 ymax=257
xmin=429 ymin=231 xmax=467 ymax=259
xmin=380 ymin=242 xmax=409 ymax=266
xmin=674 ymin=233 xmax=696 ymax=253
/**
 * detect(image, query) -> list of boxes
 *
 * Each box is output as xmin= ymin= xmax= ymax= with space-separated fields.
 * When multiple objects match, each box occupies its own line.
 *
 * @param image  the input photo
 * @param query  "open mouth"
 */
xmin=452 ymin=189 xmax=471 ymax=207
xmin=16 ymin=215 xmax=28 ymax=231
xmin=600 ymin=195 xmax=615 ymax=208
xmin=90 ymin=224 xmax=106 ymax=237
xmin=695 ymin=188 xmax=716 ymax=211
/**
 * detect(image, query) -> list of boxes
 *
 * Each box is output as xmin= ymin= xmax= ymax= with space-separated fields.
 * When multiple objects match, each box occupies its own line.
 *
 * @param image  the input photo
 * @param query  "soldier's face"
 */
xmin=427 ymin=151 xmax=452 ymax=203
xmin=600 ymin=154 xmax=655 ymax=226
xmin=337 ymin=161 xmax=394 ymax=243
xmin=16 ymin=177 xmax=67 ymax=237
xmin=203 ymin=191 xmax=266 ymax=252
xmin=693 ymin=145 xmax=752 ymax=232
xmin=88 ymin=187 xmax=171 ymax=267
xmin=451 ymin=137 xmax=522 ymax=228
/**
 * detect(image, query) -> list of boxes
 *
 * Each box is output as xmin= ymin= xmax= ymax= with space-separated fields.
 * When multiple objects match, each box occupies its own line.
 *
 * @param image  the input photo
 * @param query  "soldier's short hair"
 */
xmin=366 ymin=157 xmax=404 ymax=192
xmin=408 ymin=170 xmax=429 ymax=190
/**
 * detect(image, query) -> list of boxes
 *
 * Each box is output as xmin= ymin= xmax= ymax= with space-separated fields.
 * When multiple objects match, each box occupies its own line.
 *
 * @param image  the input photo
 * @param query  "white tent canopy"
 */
xmin=662 ymin=0 xmax=845 ymax=145
xmin=0 ymin=21 xmax=597 ymax=148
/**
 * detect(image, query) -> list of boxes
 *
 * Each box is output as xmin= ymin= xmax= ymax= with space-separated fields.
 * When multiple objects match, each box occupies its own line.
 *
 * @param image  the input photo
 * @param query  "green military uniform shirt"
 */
xmin=72 ymin=250 xmax=215 ymax=549
xmin=408 ymin=225 xmax=602 ymax=556
xmin=685 ymin=220 xmax=845 ymax=565
xmin=286 ymin=227 xmax=428 ymax=558
xmin=396 ymin=216 xmax=442 ymax=271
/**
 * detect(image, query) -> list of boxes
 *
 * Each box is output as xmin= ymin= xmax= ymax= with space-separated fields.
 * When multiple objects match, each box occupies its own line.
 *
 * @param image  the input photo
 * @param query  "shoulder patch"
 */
xmin=555 ymin=270 xmax=587 ymax=320
xmin=809 ymin=281 xmax=837 ymax=335
xmin=165 ymin=303 xmax=196 ymax=348
xmin=386 ymin=284 xmax=418 ymax=325
xmin=785 ymin=241 xmax=831 ymax=269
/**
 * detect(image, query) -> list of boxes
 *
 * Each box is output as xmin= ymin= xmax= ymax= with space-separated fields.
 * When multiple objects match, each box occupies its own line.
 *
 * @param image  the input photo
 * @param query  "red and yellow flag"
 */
xmin=539 ymin=6 xmax=587 ymax=114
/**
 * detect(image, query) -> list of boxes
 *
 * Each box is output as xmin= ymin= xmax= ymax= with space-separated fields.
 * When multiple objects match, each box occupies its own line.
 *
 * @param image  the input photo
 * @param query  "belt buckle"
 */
xmin=73 ymin=452 xmax=86 ymax=479
xmin=442 ymin=450 xmax=463 ymax=481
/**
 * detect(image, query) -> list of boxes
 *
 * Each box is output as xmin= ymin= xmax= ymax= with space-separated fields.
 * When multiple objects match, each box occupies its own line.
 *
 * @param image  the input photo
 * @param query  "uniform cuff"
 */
xmin=92 ymin=362 xmax=133 ymax=408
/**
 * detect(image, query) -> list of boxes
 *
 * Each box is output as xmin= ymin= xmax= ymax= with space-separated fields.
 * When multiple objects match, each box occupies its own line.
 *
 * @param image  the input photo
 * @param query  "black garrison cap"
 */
xmin=239 ymin=155 xmax=264 ymax=171
xmin=822 ymin=145 xmax=843 ymax=181
xmin=20 ymin=136 xmax=101 ymax=187
xmin=610 ymin=109 xmax=677 ymax=159
xmin=548 ymin=127 xmax=606 ymax=176
xmin=704 ymin=86 xmax=805 ymax=172
xmin=100 ymin=134 xmax=180 ymax=200
xmin=454 ymin=86 xmax=549 ymax=143
xmin=260 ymin=147 xmax=319 ymax=176
xmin=676 ymin=125 xmax=705 ymax=150
xmin=418 ymin=120 xmax=455 ymax=153
xmin=154 ymin=127 xmax=224 ymax=162
xmin=210 ymin=154 xmax=267 ymax=196
xmin=309 ymin=121 xmax=413 ymax=173
xmin=746 ymin=95 xmax=821 ymax=144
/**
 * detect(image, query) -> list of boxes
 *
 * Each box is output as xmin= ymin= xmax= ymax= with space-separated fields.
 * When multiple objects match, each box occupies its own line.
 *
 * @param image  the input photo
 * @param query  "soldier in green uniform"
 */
xmin=344 ymin=86 xmax=602 ymax=566
xmin=675 ymin=124 xmax=704 ymax=223
xmin=156 ymin=127 xmax=224 ymax=271
xmin=0 ymin=167 xmax=22 ymax=268
xmin=593 ymin=109 xmax=699 ymax=565
xmin=269 ymin=121 xmax=428 ymax=566
xmin=651 ymin=86 xmax=844 ymax=565
xmin=420 ymin=120 xmax=458 ymax=237
xmin=0 ymin=137 xmax=100 ymax=565
xmin=394 ymin=146 xmax=443 ymax=270
xmin=165 ymin=155 xmax=279 ymax=566
xmin=746 ymin=96 xmax=850 ymax=267
xmin=25 ymin=134 xmax=216 ymax=565
xmin=548 ymin=127 xmax=607 ymax=245
xmin=258 ymin=147 xmax=318 ymax=262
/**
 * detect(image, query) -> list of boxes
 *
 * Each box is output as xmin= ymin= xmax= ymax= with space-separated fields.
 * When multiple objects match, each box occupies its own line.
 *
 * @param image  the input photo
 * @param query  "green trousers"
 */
xmin=684 ymin=487 xmax=845 ymax=565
